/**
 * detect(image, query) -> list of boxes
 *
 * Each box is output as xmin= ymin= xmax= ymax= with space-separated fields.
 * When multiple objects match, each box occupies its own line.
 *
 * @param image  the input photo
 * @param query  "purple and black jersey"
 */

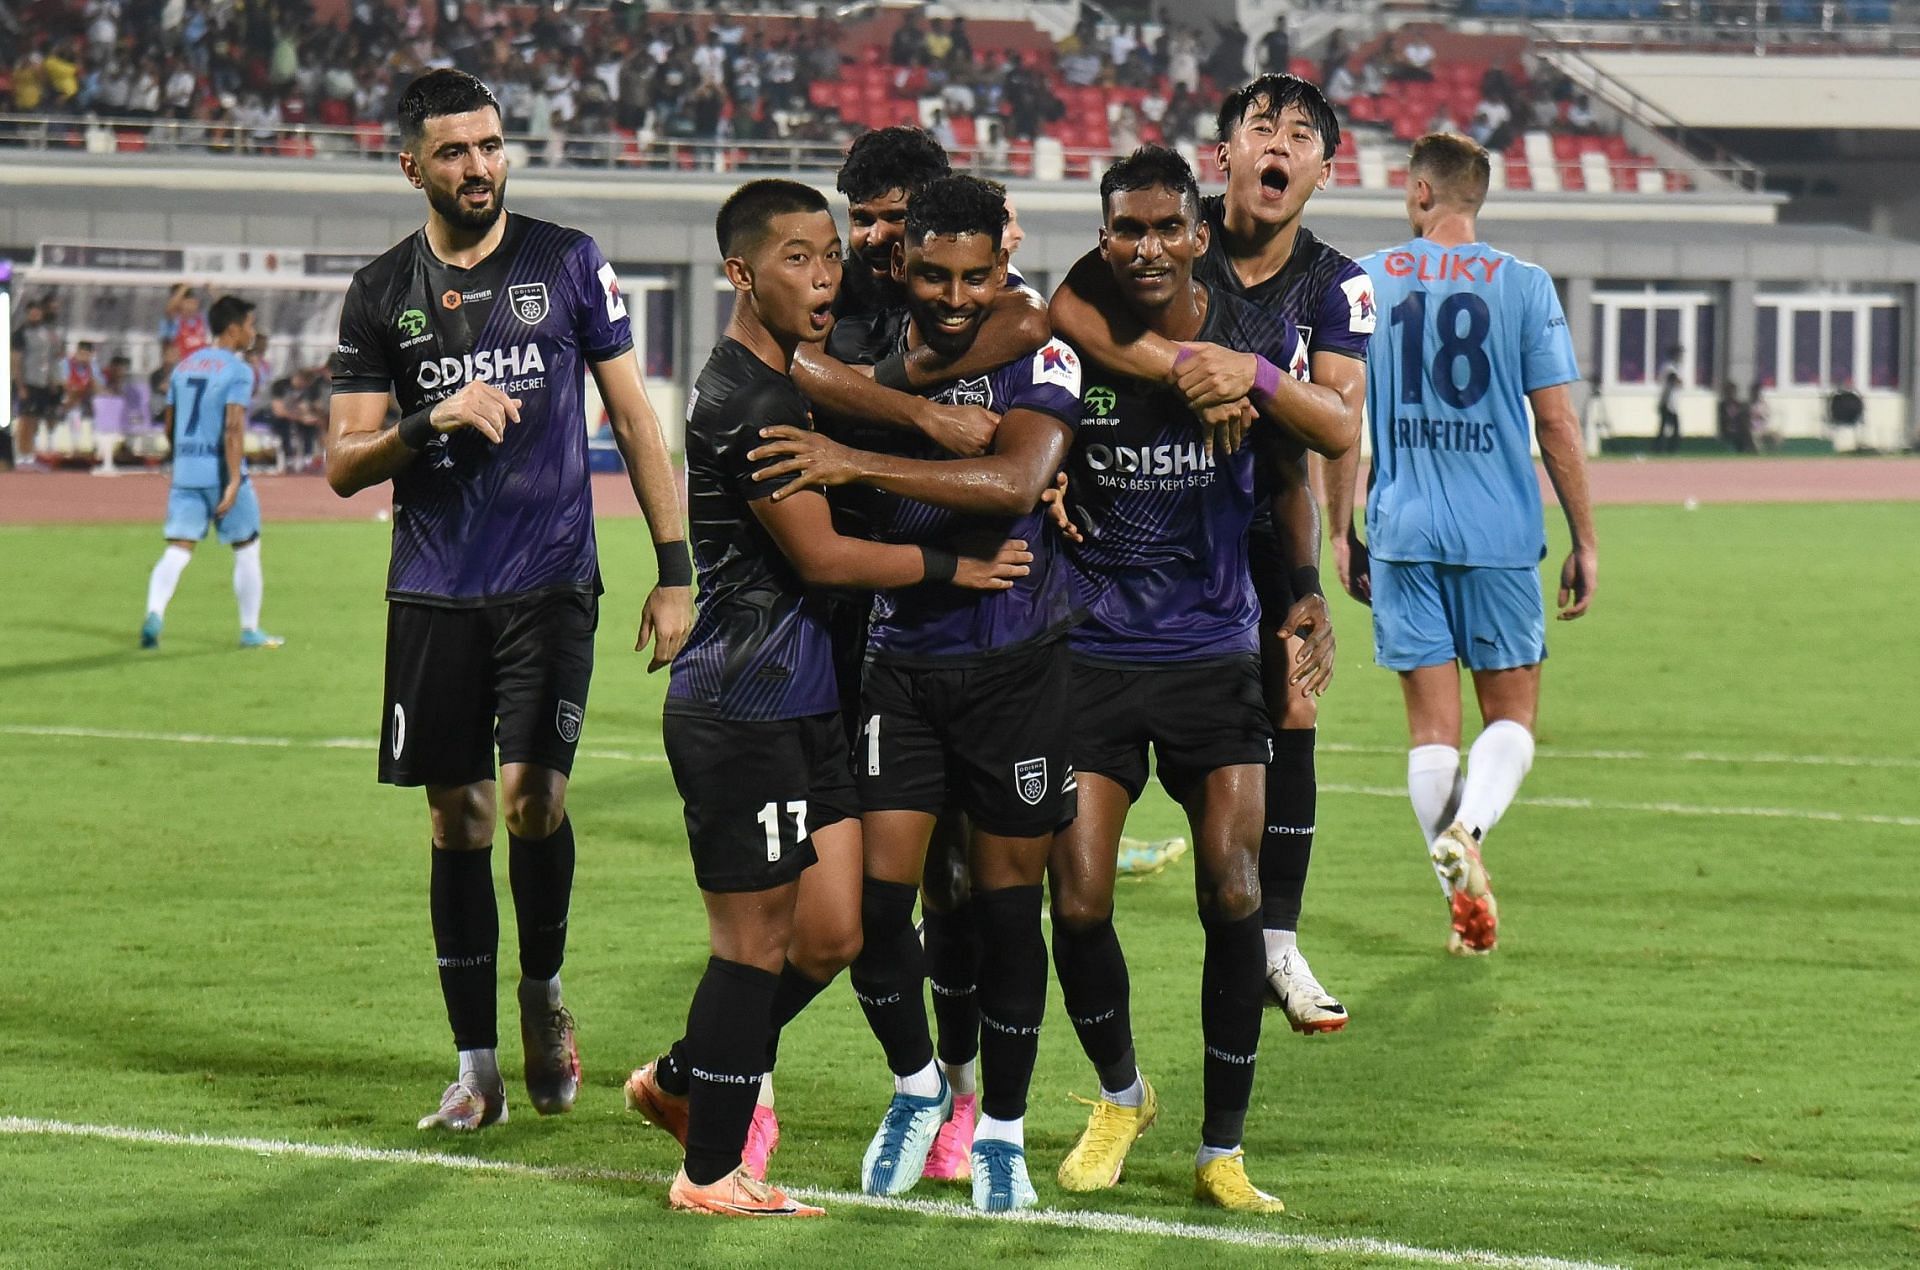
xmin=1066 ymin=289 xmax=1306 ymax=662
xmin=828 ymin=309 xmax=1082 ymax=666
xmin=1195 ymin=197 xmax=1374 ymax=365
xmin=331 ymin=214 xmax=633 ymax=607
xmin=666 ymin=339 xmax=840 ymax=723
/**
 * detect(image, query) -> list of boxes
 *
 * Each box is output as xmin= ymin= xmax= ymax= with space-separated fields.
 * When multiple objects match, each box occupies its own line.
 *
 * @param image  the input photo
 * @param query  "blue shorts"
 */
xmin=164 ymin=482 xmax=262 ymax=545
xmin=1371 ymin=559 xmax=1546 ymax=672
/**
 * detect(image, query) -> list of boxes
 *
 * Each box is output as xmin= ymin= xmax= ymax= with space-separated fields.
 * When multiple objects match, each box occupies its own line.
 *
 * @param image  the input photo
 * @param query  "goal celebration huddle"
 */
xmin=327 ymin=68 xmax=1597 ymax=1220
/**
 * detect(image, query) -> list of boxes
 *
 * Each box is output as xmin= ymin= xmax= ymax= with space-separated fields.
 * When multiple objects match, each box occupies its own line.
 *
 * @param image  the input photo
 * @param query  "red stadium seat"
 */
xmin=1504 ymin=157 xmax=1531 ymax=190
xmin=115 ymin=130 xmax=147 ymax=153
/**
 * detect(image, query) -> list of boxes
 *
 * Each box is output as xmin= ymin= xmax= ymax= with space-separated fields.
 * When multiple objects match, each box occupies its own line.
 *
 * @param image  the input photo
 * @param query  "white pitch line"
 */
xmin=0 ymin=1116 xmax=1620 ymax=1270
xmin=5 ymin=724 xmax=1914 ymax=829
xmin=10 ymin=721 xmax=1912 ymax=773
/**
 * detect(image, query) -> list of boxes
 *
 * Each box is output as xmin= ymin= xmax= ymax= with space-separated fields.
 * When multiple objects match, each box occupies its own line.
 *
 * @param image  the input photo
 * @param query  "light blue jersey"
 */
xmin=168 ymin=346 xmax=254 ymax=490
xmin=1358 ymin=239 xmax=1578 ymax=568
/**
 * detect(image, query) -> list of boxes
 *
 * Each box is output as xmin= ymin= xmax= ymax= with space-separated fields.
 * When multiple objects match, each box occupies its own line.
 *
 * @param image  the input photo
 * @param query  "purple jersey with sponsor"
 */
xmin=1065 ymin=289 xmax=1306 ymax=662
xmin=829 ymin=309 xmax=1083 ymax=665
xmin=667 ymin=339 xmax=840 ymax=722
xmin=331 ymin=214 xmax=634 ymax=606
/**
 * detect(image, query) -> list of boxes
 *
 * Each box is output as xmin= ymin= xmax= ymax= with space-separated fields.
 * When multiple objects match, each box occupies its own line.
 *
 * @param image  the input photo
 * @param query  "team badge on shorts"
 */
xmin=556 ymin=699 xmax=584 ymax=743
xmin=509 ymin=283 xmax=550 ymax=326
xmin=1014 ymin=757 xmax=1049 ymax=806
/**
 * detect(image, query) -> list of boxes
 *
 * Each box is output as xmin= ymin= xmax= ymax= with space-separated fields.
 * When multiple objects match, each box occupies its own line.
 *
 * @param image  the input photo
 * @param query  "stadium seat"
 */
xmin=115 ymin=130 xmax=147 ymax=153
xmin=1580 ymin=150 xmax=1613 ymax=194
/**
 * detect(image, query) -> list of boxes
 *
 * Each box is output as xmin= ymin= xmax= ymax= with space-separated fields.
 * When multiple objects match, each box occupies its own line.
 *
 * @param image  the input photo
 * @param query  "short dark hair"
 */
xmin=836 ymin=126 xmax=951 ymax=205
xmin=1408 ymin=132 xmax=1491 ymax=208
xmin=716 ymin=179 xmax=831 ymax=259
xmin=904 ymin=174 xmax=1006 ymax=250
xmin=208 ymin=295 xmax=256 ymax=336
xmin=1215 ymin=73 xmax=1341 ymax=158
xmin=1100 ymin=145 xmax=1202 ymax=220
xmin=397 ymin=69 xmax=501 ymax=146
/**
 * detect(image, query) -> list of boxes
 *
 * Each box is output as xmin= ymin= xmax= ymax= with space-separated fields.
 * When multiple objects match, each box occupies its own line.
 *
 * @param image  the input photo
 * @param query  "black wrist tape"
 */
xmin=1289 ymin=566 xmax=1324 ymax=599
xmin=920 ymin=546 xmax=958 ymax=584
xmin=397 ymin=408 xmax=435 ymax=450
xmin=654 ymin=539 xmax=693 ymax=588
xmin=873 ymin=352 xmax=913 ymax=393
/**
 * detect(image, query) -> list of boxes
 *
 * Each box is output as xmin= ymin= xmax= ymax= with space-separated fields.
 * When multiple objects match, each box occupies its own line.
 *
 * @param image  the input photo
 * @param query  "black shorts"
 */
xmin=857 ymin=637 xmax=1075 ymax=838
xmin=379 ymin=590 xmax=597 ymax=787
xmin=1072 ymin=652 xmax=1271 ymax=804
xmin=663 ymin=710 xmax=858 ymax=893
xmin=1247 ymin=517 xmax=1298 ymax=623
xmin=24 ymin=384 xmax=63 ymax=419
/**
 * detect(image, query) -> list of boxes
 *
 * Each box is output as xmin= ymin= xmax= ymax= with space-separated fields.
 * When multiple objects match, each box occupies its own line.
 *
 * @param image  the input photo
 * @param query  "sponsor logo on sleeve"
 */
xmin=1342 ymin=275 xmax=1377 ymax=335
xmin=597 ymin=261 xmax=628 ymax=323
xmin=509 ymin=282 xmax=550 ymax=326
xmin=1033 ymin=341 xmax=1082 ymax=393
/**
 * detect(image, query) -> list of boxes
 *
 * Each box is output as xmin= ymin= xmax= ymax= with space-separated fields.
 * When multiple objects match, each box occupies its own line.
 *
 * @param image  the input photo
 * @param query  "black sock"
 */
xmin=1051 ymin=913 xmax=1136 ymax=1093
xmin=430 ymin=845 xmax=499 ymax=1052
xmin=508 ymin=815 xmax=575 ymax=982
xmin=849 ymin=878 xmax=934 ymax=1077
xmin=1260 ymin=728 xmax=1316 ymax=931
xmin=923 ymin=903 xmax=982 ymax=1067
xmin=683 ymin=956 xmax=779 ymax=1185
xmin=973 ymin=884 xmax=1047 ymax=1122
xmin=764 ymin=961 xmax=833 ymax=1069
xmin=657 ymin=1040 xmax=691 ymax=1099
xmin=1200 ymin=910 xmax=1265 ymax=1149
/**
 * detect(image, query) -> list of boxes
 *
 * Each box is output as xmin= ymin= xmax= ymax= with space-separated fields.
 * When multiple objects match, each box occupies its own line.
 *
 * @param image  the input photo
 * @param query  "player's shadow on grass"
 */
xmin=0 ymin=644 xmax=228 ymax=685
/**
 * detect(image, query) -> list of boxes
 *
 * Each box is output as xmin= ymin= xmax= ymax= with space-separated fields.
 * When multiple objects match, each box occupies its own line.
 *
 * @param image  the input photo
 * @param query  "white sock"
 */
xmin=233 ymin=539 xmax=264 ymax=631
xmin=942 ymin=1058 xmax=977 ymax=1097
xmin=1408 ymin=744 xmax=1464 ymax=894
xmin=894 ymin=1059 xmax=942 ymax=1099
xmin=146 ymin=545 xmax=192 ymax=618
xmin=1457 ymin=720 xmax=1535 ymax=842
xmin=1262 ymin=928 xmax=1297 ymax=963
xmin=1196 ymin=1143 xmax=1237 ymax=1167
xmin=975 ymin=1113 xmax=1023 ymax=1148
xmin=757 ymin=1073 xmax=775 ymax=1109
xmin=521 ymin=973 xmax=562 ymax=1009
xmin=458 ymin=1047 xmax=501 ymax=1090
xmin=1102 ymin=1071 xmax=1144 ymax=1108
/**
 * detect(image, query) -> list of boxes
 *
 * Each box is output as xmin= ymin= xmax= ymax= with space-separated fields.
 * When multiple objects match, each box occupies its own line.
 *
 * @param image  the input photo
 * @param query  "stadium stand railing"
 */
xmin=0 ymin=111 xmax=1752 ymax=197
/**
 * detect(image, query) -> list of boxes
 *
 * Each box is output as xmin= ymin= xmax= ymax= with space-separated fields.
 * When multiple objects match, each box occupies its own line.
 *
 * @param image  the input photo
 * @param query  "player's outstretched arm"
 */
xmin=751 ymin=489 xmax=1030 ymax=592
xmin=1532 ymin=382 xmax=1598 ymax=620
xmin=1049 ymin=249 xmax=1182 ymax=384
xmin=750 ymin=408 xmax=1071 ymax=518
xmin=1321 ymin=435 xmax=1370 ymax=606
xmin=793 ymin=346 xmax=998 ymax=457
xmin=1182 ymin=345 xmax=1362 ymax=458
xmin=325 ymin=380 xmax=522 ymax=497
xmin=591 ymin=350 xmax=695 ymax=671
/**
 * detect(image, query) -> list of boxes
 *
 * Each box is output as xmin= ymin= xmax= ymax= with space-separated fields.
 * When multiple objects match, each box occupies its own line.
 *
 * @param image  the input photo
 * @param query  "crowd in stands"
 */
xmin=7 ymin=282 xmax=330 ymax=471
xmin=1 ymin=0 xmax=1630 ymax=167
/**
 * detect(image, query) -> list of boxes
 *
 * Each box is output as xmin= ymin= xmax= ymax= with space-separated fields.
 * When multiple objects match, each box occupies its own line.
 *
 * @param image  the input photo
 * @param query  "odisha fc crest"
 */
xmin=509 ymin=282 xmax=550 ymax=326
xmin=944 ymin=375 xmax=990 ymax=409
xmin=1014 ymin=757 xmax=1048 ymax=806
xmin=555 ymin=699 xmax=584 ymax=744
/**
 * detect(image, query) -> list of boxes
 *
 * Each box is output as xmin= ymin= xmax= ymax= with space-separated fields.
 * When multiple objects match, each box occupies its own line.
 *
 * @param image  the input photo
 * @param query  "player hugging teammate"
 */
xmin=337 ymin=65 xmax=1595 ymax=1223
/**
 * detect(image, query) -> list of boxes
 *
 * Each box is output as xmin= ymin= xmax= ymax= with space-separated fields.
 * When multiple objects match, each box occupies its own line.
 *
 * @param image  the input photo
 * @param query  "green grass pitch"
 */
xmin=0 ymin=500 xmax=1915 ymax=1268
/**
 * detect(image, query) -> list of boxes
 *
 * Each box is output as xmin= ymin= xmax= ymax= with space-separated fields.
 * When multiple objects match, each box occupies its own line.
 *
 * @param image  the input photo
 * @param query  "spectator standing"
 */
xmin=1654 ymin=353 xmax=1682 ymax=453
xmin=1260 ymin=20 xmax=1291 ymax=74
xmin=16 ymin=298 xmax=62 ymax=468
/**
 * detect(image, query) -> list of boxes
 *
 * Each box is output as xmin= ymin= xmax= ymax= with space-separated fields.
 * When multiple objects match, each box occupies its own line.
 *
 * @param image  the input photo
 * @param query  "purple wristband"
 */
xmin=1251 ymin=355 xmax=1282 ymax=403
